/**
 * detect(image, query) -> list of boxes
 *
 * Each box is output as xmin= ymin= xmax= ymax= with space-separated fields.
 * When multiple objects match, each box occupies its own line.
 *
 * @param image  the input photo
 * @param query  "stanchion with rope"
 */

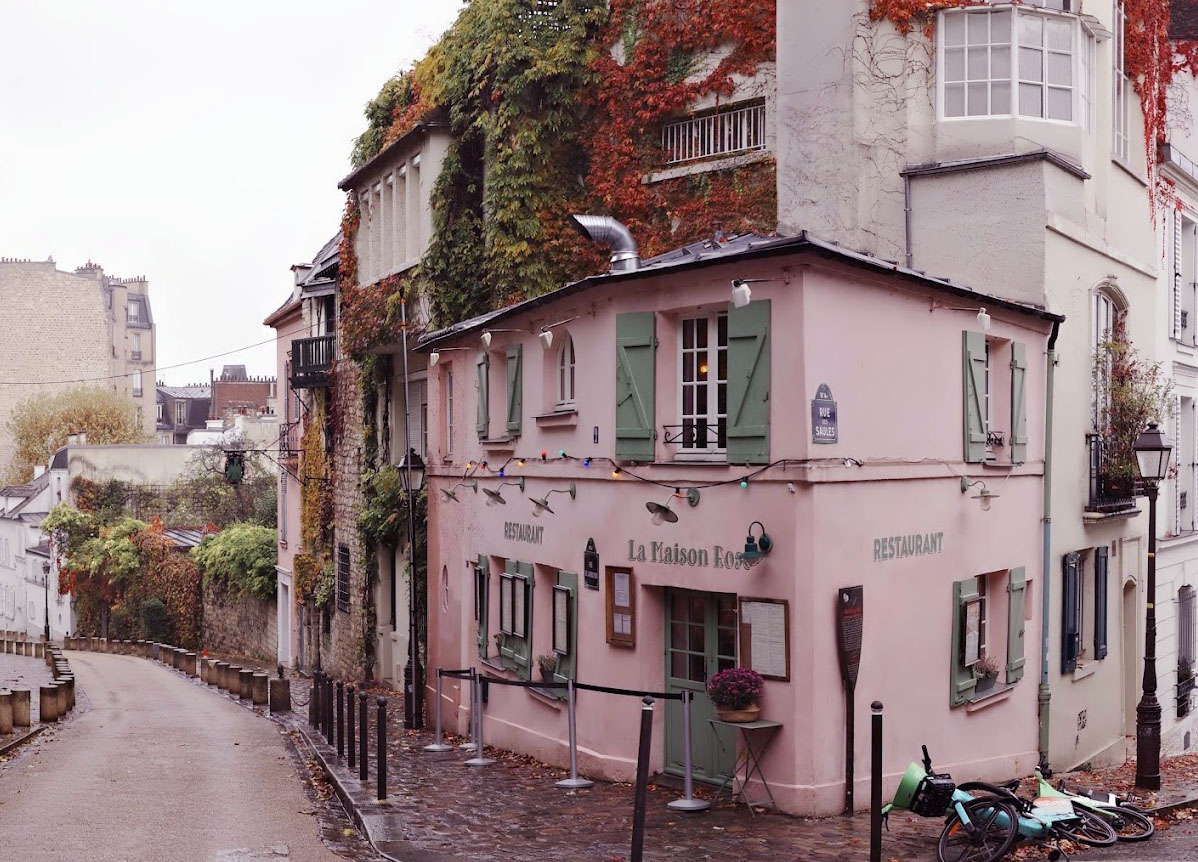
xmin=555 ymin=678 xmax=593 ymax=790
xmin=424 ymin=668 xmax=460 ymax=752
xmin=464 ymin=670 xmax=495 ymax=767
xmin=667 ymin=689 xmax=710 ymax=811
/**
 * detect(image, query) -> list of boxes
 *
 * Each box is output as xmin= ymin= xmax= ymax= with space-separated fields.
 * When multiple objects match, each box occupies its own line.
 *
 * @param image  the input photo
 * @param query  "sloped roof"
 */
xmin=26 ymin=539 xmax=51 ymax=559
xmin=157 ymin=384 xmax=211 ymax=399
xmin=162 ymin=527 xmax=206 ymax=549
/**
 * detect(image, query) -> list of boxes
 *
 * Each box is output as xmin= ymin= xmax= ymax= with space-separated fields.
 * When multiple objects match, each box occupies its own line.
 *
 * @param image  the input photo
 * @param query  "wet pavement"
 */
xmin=0 ymin=651 xmax=54 ymax=750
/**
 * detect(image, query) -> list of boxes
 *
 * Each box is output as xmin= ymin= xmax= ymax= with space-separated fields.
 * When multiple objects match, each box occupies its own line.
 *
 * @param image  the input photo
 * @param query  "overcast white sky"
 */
xmin=0 ymin=0 xmax=463 ymax=385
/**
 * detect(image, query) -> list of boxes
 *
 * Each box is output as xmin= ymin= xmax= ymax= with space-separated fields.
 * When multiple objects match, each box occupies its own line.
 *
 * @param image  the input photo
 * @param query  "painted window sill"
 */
xmin=479 ymin=657 xmax=507 ymax=673
xmin=479 ymin=437 xmax=518 ymax=452
xmin=528 ymin=686 xmax=566 ymax=708
xmin=966 ymin=682 xmax=1017 ymax=712
xmin=1072 ymin=662 xmax=1099 ymax=682
xmin=534 ymin=410 xmax=578 ymax=428
xmin=1113 ymin=157 xmax=1148 ymax=188
xmin=1082 ymin=508 xmax=1140 ymax=524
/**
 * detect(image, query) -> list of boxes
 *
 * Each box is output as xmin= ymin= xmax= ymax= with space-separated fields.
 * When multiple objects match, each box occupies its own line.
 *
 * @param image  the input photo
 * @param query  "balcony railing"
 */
xmin=278 ymin=420 xmax=301 ymax=460
xmin=291 ymin=335 xmax=334 ymax=389
xmin=661 ymin=102 xmax=767 ymax=166
xmin=1086 ymin=433 xmax=1137 ymax=514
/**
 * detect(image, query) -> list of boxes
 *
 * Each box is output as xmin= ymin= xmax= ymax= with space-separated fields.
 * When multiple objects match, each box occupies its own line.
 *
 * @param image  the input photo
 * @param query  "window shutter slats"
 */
xmin=1010 ymin=342 xmax=1028 ymax=464
xmin=476 ymin=353 xmax=489 ymax=439
xmin=1094 ymin=546 xmax=1109 ymax=660
xmin=554 ymin=571 xmax=579 ymax=683
xmin=615 ymin=312 xmax=656 ymax=461
xmin=727 ymin=299 xmax=771 ymax=465
xmin=1175 ymin=211 xmax=1183 ymax=340
xmin=506 ymin=344 xmax=523 ymax=435
xmin=476 ymin=555 xmax=488 ymax=659
xmin=1062 ymin=552 xmax=1081 ymax=673
xmin=950 ymin=578 xmax=980 ymax=707
xmin=963 ymin=331 xmax=988 ymax=463
xmin=1006 ymin=567 xmax=1028 ymax=683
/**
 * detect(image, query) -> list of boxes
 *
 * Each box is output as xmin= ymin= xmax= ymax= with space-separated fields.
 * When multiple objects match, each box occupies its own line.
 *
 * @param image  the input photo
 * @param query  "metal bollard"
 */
xmin=423 ymin=670 xmax=454 ymax=752
xmin=309 ymin=672 xmax=320 ymax=728
xmin=377 ymin=696 xmax=388 ymax=800
xmin=359 ymin=690 xmax=368 ymax=781
xmin=555 ymin=679 xmax=593 ymax=789
xmin=458 ymin=670 xmax=477 ymax=751
xmin=667 ymin=689 xmax=709 ymax=810
xmin=464 ymin=671 xmax=493 ymax=766
xmin=337 ymin=680 xmax=344 ymax=758
xmin=347 ymin=684 xmax=356 ymax=769
xmin=325 ymin=679 xmax=335 ymax=746
xmin=630 ymin=696 xmax=655 ymax=862
xmin=871 ymin=701 xmax=883 ymax=862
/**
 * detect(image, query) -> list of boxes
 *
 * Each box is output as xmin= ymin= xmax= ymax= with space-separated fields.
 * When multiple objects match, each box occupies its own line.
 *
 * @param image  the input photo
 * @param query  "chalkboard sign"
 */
xmin=812 ymin=383 xmax=838 ymax=444
xmin=836 ymin=586 xmax=863 ymax=688
xmin=584 ymin=538 xmax=599 ymax=591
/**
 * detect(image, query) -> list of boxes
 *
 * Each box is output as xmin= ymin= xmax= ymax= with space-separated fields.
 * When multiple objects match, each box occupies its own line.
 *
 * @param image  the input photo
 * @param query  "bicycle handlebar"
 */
xmin=921 ymin=744 xmax=932 ymax=773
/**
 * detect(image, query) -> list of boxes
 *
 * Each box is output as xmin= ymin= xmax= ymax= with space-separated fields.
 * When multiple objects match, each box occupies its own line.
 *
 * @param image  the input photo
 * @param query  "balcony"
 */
xmin=291 ymin=335 xmax=334 ymax=389
xmin=1085 ymin=433 xmax=1138 ymax=518
xmin=661 ymin=102 xmax=766 ymax=166
xmin=278 ymin=420 xmax=301 ymax=460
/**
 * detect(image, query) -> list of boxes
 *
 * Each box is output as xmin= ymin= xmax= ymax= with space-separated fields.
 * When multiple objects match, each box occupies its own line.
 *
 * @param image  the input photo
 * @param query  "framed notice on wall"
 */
xmin=738 ymin=597 xmax=790 ymax=681
xmin=605 ymin=567 xmax=636 ymax=647
xmin=962 ymin=597 xmax=982 ymax=667
xmin=553 ymin=585 xmax=571 ymax=655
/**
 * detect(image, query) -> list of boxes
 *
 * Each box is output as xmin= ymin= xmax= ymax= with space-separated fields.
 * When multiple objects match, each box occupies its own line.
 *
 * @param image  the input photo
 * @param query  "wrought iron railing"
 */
xmin=662 ymin=422 xmax=726 ymax=450
xmin=278 ymin=420 xmax=301 ymax=460
xmin=661 ymin=102 xmax=766 ymax=165
xmin=291 ymin=335 xmax=334 ymax=388
xmin=1086 ymin=433 xmax=1137 ymax=514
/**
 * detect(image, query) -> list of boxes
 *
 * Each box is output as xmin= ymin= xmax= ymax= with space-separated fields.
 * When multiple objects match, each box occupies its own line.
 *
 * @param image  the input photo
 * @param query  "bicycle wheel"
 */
xmin=937 ymin=797 xmax=1021 ymax=862
xmin=1051 ymin=805 xmax=1118 ymax=847
xmin=1093 ymin=804 xmax=1154 ymax=841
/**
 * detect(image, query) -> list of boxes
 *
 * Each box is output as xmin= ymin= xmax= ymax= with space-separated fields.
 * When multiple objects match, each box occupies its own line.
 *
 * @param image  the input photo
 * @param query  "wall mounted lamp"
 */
xmin=441 ymin=480 xmax=478 ymax=502
xmin=483 ymin=477 xmax=526 ymax=506
xmin=531 ymin=482 xmax=577 ymax=517
xmin=960 ymin=477 xmax=999 ymax=510
xmin=429 ymin=347 xmax=469 ymax=367
xmin=731 ymin=278 xmax=774 ymax=309
xmin=538 ymin=317 xmax=580 ymax=349
xmin=741 ymin=521 xmax=773 ymax=568
xmin=645 ymin=487 xmax=701 ymax=525
xmin=934 ymin=303 xmax=991 ymax=332
xmin=481 ymin=329 xmax=523 ymax=348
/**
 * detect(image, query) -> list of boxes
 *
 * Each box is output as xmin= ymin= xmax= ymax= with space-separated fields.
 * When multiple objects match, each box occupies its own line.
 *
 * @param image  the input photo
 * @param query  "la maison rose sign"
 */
xmin=627 ymin=539 xmax=755 ymax=570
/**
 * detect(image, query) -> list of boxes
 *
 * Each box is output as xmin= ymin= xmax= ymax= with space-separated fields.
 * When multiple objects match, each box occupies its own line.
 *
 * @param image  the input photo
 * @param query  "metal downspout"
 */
xmin=903 ymin=174 xmax=914 ymax=270
xmin=1038 ymin=320 xmax=1060 ymax=771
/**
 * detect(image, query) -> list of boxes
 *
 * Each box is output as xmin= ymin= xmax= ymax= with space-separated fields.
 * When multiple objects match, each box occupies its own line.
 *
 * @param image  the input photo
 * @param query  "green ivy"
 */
xmin=192 ymin=523 xmax=279 ymax=601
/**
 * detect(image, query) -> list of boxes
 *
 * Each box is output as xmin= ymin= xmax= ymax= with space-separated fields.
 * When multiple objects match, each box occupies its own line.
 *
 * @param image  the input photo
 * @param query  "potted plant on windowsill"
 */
xmin=536 ymin=653 xmax=558 ymax=683
xmin=707 ymin=667 xmax=764 ymax=723
xmin=974 ymin=654 xmax=1001 ymax=694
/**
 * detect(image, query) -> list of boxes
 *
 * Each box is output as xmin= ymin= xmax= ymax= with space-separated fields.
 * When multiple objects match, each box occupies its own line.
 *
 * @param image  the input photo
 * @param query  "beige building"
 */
xmin=0 ymin=258 xmax=157 ymax=478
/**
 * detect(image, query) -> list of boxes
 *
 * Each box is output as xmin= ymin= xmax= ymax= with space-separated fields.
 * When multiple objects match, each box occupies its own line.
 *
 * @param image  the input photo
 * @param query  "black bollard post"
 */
xmin=347 ymin=684 xmax=356 ymax=770
xmin=630 ymin=696 xmax=655 ymax=862
xmin=377 ymin=696 xmax=388 ymax=800
xmin=325 ymin=679 xmax=335 ymax=746
xmin=359 ymin=690 xmax=368 ymax=781
xmin=870 ymin=701 xmax=883 ymax=862
xmin=309 ymin=672 xmax=320 ymax=728
xmin=337 ymin=680 xmax=345 ymax=758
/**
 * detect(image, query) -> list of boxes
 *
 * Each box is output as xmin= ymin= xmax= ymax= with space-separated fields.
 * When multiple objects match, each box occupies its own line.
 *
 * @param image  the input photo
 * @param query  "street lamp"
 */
xmin=42 ymin=562 xmax=51 ymax=643
xmin=1134 ymin=421 xmax=1172 ymax=790
xmin=398 ymin=296 xmax=425 ymax=730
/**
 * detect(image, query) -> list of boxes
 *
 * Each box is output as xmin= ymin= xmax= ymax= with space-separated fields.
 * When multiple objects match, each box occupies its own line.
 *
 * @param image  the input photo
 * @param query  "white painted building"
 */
xmin=0 ymin=468 xmax=73 ymax=640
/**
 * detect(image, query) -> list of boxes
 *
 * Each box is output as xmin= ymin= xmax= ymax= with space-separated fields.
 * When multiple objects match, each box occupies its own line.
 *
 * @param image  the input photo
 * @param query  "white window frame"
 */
xmin=499 ymin=571 xmax=529 ymax=638
xmin=280 ymin=470 xmax=288 ymax=544
xmin=133 ymin=370 xmax=143 ymax=398
xmin=677 ymin=312 xmax=728 ymax=460
xmin=556 ymin=333 xmax=576 ymax=409
xmin=445 ymin=366 xmax=454 ymax=456
xmin=938 ymin=5 xmax=1084 ymax=126
xmin=1112 ymin=0 xmax=1131 ymax=165
xmin=127 ymin=299 xmax=140 ymax=323
xmin=131 ymin=331 xmax=142 ymax=360
xmin=1092 ymin=290 xmax=1118 ymax=431
xmin=157 ymin=402 xmax=164 ymax=422
xmin=176 ymin=401 xmax=187 ymax=426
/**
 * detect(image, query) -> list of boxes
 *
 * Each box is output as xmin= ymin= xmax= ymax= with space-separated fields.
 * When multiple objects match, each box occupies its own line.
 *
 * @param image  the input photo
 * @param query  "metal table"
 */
xmin=709 ymin=718 xmax=782 ymax=814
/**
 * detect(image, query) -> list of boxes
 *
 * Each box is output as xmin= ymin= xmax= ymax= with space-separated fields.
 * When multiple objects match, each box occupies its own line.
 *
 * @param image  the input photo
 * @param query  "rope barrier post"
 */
xmin=424 ymin=669 xmax=454 ymax=752
xmin=458 ymin=670 xmax=478 ymax=751
xmin=336 ymin=680 xmax=345 ymax=758
xmin=555 ymin=678 xmax=593 ymax=789
xmin=359 ymin=690 xmax=368 ymax=781
xmin=630 ymin=696 xmax=655 ymax=862
xmin=347 ymin=684 xmax=356 ymax=770
xmin=377 ymin=696 xmax=388 ymax=801
xmin=464 ymin=673 xmax=494 ymax=767
xmin=870 ymin=701 xmax=883 ymax=862
xmin=667 ymin=690 xmax=710 ymax=811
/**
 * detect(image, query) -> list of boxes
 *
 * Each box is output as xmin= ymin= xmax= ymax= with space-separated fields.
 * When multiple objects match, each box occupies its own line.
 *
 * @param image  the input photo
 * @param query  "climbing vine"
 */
xmin=295 ymin=395 xmax=334 ymax=603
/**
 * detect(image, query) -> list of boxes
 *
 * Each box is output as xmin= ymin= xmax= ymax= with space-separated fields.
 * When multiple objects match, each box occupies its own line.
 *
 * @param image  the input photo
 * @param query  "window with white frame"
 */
xmin=127 ymin=299 xmax=140 ymax=323
xmin=131 ymin=331 xmax=142 ymax=360
xmin=1080 ymin=26 xmax=1095 ymax=132
xmin=679 ymin=313 xmax=728 ymax=455
xmin=1113 ymin=0 xmax=1131 ymax=163
xmin=1092 ymin=290 xmax=1119 ymax=430
xmin=176 ymin=401 xmax=187 ymax=426
xmin=445 ymin=366 xmax=454 ymax=456
xmin=941 ymin=6 xmax=1088 ymax=123
xmin=280 ymin=470 xmax=288 ymax=543
xmin=556 ymin=333 xmax=576 ymax=408
xmin=157 ymin=402 xmax=164 ymax=422
xmin=133 ymin=370 xmax=143 ymax=397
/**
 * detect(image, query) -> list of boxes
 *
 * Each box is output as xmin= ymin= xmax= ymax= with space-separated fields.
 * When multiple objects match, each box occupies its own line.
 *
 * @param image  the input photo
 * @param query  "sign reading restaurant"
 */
xmin=505 ymin=522 xmax=544 ymax=545
xmin=627 ymin=540 xmax=755 ymax=570
xmin=873 ymin=531 xmax=944 ymax=562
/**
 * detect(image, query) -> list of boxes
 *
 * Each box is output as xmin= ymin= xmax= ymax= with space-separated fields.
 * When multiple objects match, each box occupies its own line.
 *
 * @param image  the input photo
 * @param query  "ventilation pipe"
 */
xmin=568 ymin=215 xmax=640 ymax=272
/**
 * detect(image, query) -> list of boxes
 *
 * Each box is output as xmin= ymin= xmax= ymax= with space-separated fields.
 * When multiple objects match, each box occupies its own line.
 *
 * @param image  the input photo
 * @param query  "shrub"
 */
xmin=140 ymin=597 xmax=173 ymax=643
xmin=192 ymin=523 xmax=278 ymax=600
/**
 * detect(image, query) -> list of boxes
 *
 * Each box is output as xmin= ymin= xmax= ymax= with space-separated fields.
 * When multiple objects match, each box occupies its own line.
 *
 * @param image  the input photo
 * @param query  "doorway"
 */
xmin=278 ymin=580 xmax=291 ymax=666
xmin=664 ymin=589 xmax=737 ymax=784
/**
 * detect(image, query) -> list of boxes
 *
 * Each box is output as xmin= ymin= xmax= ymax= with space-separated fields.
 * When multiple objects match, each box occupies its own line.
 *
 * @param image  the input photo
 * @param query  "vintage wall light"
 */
xmin=960 ymin=477 xmax=999 ymax=511
xmin=440 ymin=480 xmax=478 ymax=502
xmin=538 ymin=316 xmax=580 ymax=349
xmin=483 ymin=477 xmax=526 ymax=506
xmin=481 ymin=329 xmax=523 ymax=348
xmin=933 ymin=303 xmax=992 ymax=332
xmin=741 ymin=521 xmax=773 ymax=568
xmin=645 ymin=488 xmax=701 ymax=525
xmin=429 ymin=347 xmax=469 ymax=367
xmin=530 ymin=482 xmax=577 ymax=517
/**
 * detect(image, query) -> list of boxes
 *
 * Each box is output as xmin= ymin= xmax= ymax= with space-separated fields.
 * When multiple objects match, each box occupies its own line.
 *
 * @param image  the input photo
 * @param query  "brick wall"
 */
xmin=212 ymin=378 xmax=275 ymax=419
xmin=202 ymin=582 xmax=278 ymax=663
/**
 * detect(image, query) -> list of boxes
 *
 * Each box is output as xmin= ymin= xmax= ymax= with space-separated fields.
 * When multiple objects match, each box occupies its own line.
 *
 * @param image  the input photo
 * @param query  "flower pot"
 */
xmin=975 ymin=676 xmax=996 ymax=695
xmin=540 ymin=667 xmax=555 ymax=684
xmin=715 ymin=704 xmax=760 ymax=723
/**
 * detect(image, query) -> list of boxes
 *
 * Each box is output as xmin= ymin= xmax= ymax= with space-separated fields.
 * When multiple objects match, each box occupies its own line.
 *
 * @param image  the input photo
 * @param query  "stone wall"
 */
xmin=202 ymin=582 xmax=277 ymax=663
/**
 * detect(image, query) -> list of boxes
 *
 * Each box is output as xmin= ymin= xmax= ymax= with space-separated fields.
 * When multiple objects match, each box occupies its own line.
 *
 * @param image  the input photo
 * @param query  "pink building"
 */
xmin=418 ymin=229 xmax=1062 ymax=816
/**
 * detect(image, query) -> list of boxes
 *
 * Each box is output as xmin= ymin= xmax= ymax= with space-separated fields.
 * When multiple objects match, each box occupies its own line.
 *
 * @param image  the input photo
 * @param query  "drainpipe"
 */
xmin=568 ymin=215 xmax=640 ymax=272
xmin=1038 ymin=319 xmax=1060 ymax=772
xmin=903 ymin=174 xmax=914 ymax=270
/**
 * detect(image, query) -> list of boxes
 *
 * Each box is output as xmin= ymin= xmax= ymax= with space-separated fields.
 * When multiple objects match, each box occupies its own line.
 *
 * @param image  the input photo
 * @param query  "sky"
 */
xmin=0 ymin=0 xmax=464 ymax=385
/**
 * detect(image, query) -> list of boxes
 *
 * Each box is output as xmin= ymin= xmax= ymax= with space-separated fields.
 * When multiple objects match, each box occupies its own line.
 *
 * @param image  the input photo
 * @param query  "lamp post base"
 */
xmin=1135 ymin=694 xmax=1162 ymax=790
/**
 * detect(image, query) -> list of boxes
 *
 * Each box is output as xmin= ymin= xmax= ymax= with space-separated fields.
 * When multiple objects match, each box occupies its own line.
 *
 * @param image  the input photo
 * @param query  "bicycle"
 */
xmin=1034 ymin=770 xmax=1155 ymax=841
xmin=882 ymin=746 xmax=1117 ymax=862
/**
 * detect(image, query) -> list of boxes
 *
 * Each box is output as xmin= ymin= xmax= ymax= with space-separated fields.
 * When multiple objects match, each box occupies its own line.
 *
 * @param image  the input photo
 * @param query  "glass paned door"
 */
xmin=664 ymin=589 xmax=737 ymax=783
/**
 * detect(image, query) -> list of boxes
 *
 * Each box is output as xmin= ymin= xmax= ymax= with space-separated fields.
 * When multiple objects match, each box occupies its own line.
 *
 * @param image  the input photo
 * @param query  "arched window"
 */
xmin=556 ymin=334 xmax=576 ymax=408
xmin=1091 ymin=284 xmax=1127 ymax=432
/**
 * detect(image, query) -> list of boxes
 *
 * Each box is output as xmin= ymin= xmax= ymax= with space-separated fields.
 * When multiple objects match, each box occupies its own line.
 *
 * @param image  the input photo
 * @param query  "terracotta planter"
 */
xmin=715 ymin=704 xmax=761 ymax=723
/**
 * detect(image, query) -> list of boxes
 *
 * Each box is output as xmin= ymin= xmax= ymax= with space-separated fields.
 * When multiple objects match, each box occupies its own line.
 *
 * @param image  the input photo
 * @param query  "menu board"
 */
xmin=963 ymin=598 xmax=982 ymax=667
xmin=553 ymin=585 xmax=570 ymax=654
xmin=738 ymin=598 xmax=790 ymax=681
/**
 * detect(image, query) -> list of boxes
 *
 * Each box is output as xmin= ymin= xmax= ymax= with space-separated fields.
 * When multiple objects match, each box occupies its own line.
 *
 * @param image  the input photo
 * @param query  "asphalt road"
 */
xmin=0 ymin=651 xmax=342 ymax=862
xmin=1095 ymin=814 xmax=1198 ymax=861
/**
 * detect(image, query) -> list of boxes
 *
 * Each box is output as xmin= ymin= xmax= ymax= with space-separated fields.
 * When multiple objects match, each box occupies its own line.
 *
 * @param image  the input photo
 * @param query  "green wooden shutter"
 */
xmin=727 ymin=299 xmax=771 ymax=464
xmin=514 ymin=561 xmax=533 ymax=679
xmin=963 ymin=331 xmax=987 ymax=463
xmin=554 ymin=571 xmax=578 ymax=683
xmin=615 ymin=312 xmax=655 ymax=461
xmin=476 ymin=353 xmax=490 ymax=439
xmin=1006 ymin=566 xmax=1027 ymax=684
xmin=1094 ymin=546 xmax=1109 ymax=660
xmin=1062 ymin=552 xmax=1080 ymax=673
xmin=476 ymin=555 xmax=488 ymax=660
xmin=1010 ymin=342 xmax=1028 ymax=464
xmin=950 ymin=577 xmax=980 ymax=707
xmin=506 ymin=344 xmax=523 ymax=436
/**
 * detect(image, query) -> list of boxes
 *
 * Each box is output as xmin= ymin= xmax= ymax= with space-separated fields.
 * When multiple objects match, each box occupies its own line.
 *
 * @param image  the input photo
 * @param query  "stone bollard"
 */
xmin=224 ymin=665 xmax=241 ymax=692
xmin=200 ymin=658 xmax=210 ymax=683
xmin=268 ymin=678 xmax=291 ymax=714
xmin=184 ymin=652 xmax=198 ymax=677
xmin=59 ymin=676 xmax=75 ymax=711
xmin=11 ymin=688 xmax=31 ymax=727
xmin=54 ymin=681 xmax=67 ymax=717
xmin=251 ymin=673 xmax=268 ymax=705
xmin=238 ymin=669 xmax=254 ymax=700
xmin=64 ymin=636 xmax=73 ymax=650
xmin=216 ymin=662 xmax=231 ymax=690
xmin=32 ymin=642 xmax=43 ymax=659
xmin=0 ymin=690 xmax=13 ymax=734
xmin=39 ymin=684 xmax=59 ymax=722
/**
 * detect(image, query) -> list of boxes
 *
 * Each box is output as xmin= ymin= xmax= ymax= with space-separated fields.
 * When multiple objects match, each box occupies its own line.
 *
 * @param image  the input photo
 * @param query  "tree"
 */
xmin=6 ymin=385 xmax=146 ymax=482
